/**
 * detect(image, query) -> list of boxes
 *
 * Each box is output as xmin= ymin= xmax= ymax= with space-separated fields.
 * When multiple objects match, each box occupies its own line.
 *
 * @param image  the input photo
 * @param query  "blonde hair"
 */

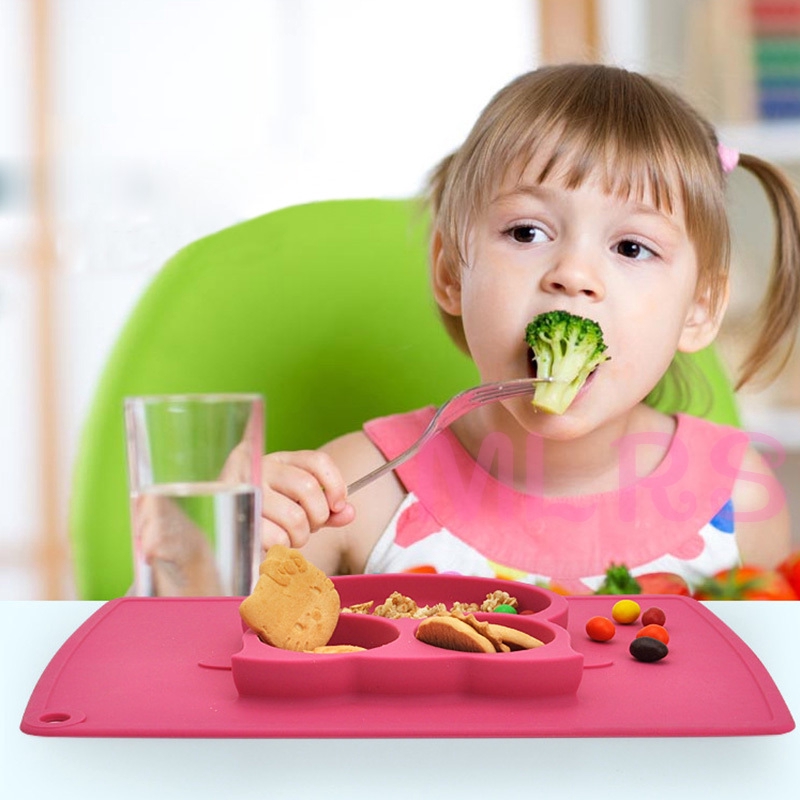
xmin=427 ymin=64 xmax=800 ymax=395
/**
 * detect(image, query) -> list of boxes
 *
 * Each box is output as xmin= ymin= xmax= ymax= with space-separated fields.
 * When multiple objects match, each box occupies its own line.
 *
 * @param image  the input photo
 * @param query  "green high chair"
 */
xmin=68 ymin=198 xmax=740 ymax=599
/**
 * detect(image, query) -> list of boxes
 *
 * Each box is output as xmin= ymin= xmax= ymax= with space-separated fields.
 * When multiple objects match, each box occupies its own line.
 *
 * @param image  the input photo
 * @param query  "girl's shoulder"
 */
xmin=729 ymin=441 xmax=791 ymax=566
xmin=664 ymin=410 xmax=790 ymax=568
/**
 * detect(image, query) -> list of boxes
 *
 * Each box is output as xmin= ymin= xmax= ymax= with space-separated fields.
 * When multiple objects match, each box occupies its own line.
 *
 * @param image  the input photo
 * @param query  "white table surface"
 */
xmin=2 ymin=600 xmax=798 ymax=800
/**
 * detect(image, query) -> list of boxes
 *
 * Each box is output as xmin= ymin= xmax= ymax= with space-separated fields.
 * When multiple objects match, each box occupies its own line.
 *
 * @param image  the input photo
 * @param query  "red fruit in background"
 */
xmin=693 ymin=566 xmax=798 ymax=601
xmin=595 ymin=564 xmax=691 ymax=596
xmin=777 ymin=551 xmax=800 ymax=597
xmin=635 ymin=572 xmax=691 ymax=596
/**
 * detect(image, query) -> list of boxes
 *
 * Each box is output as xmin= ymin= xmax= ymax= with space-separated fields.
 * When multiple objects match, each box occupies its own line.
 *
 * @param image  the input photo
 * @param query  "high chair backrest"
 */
xmin=68 ymin=198 xmax=740 ymax=599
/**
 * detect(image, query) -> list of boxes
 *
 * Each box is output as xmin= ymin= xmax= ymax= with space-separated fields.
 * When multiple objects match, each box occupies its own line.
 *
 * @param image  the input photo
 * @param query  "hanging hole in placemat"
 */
xmin=40 ymin=712 xmax=73 ymax=724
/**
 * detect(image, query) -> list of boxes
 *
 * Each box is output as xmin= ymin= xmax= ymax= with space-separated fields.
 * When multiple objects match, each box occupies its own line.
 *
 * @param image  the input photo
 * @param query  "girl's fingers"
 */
xmin=259 ymin=518 xmax=293 ymax=551
xmin=264 ymin=450 xmax=349 ymax=511
xmin=260 ymin=451 xmax=353 ymax=549
xmin=259 ymin=496 xmax=354 ymax=552
xmin=261 ymin=489 xmax=318 ymax=548
xmin=326 ymin=506 xmax=356 ymax=529
xmin=264 ymin=463 xmax=334 ymax=531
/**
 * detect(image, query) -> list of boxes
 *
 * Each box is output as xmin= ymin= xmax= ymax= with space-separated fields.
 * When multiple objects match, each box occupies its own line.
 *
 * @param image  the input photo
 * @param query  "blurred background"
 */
xmin=1 ymin=0 xmax=799 ymax=598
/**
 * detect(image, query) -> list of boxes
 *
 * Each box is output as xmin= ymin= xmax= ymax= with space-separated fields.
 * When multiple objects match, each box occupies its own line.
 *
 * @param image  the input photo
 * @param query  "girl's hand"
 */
xmin=133 ymin=492 xmax=223 ymax=596
xmin=260 ymin=450 xmax=356 ymax=550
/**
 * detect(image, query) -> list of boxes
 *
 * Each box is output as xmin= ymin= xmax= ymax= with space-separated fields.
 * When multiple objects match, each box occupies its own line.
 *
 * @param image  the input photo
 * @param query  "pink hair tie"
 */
xmin=717 ymin=143 xmax=739 ymax=174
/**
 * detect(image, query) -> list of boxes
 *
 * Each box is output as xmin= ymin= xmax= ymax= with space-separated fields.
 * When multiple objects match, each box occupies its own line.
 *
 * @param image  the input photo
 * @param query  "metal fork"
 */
xmin=346 ymin=377 xmax=553 ymax=495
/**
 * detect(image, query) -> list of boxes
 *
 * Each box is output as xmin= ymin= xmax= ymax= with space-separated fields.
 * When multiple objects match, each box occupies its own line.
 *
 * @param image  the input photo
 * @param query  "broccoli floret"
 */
xmin=525 ymin=310 xmax=609 ymax=414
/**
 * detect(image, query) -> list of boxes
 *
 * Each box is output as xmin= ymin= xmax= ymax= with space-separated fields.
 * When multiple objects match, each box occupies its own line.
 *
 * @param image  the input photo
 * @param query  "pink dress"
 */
xmin=363 ymin=409 xmax=748 ymax=593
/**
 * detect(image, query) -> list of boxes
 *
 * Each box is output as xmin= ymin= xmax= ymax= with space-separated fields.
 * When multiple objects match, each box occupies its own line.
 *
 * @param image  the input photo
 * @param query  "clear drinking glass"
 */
xmin=124 ymin=393 xmax=264 ymax=596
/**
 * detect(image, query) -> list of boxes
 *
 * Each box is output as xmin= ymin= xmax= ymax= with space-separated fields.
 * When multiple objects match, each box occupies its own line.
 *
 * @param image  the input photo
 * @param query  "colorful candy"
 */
xmin=611 ymin=599 xmax=641 ymax=624
xmin=636 ymin=624 xmax=670 ymax=644
xmin=585 ymin=615 xmax=616 ymax=642
xmin=641 ymin=606 xmax=666 ymax=626
xmin=629 ymin=636 xmax=669 ymax=662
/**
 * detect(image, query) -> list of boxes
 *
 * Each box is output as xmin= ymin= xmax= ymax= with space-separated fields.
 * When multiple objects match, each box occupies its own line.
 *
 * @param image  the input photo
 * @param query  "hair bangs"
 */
xmin=504 ymin=121 xmax=684 ymax=218
xmin=433 ymin=65 xmax=730 ymax=315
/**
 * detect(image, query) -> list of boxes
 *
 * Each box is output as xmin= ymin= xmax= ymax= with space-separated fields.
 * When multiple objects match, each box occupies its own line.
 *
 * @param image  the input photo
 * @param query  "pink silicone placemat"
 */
xmin=21 ymin=582 xmax=795 ymax=738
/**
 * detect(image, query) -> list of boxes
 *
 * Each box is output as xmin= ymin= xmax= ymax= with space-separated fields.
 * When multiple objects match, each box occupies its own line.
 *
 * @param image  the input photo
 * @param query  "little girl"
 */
xmin=260 ymin=64 xmax=800 ymax=593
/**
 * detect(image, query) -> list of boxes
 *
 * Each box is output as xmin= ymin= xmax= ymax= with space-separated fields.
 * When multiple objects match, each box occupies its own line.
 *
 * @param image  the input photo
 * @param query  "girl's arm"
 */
xmin=732 ymin=444 xmax=792 ymax=568
xmin=260 ymin=430 xmax=405 ymax=576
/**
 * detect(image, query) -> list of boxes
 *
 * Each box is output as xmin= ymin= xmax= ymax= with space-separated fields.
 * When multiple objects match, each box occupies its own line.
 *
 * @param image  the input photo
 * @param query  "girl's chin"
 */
xmin=508 ymin=397 xmax=593 ymax=441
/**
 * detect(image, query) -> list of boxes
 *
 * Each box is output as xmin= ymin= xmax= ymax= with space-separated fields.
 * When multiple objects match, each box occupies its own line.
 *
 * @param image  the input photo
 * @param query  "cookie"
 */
xmin=308 ymin=644 xmax=367 ymax=654
xmin=415 ymin=615 xmax=497 ymax=653
xmin=485 ymin=622 xmax=544 ymax=650
xmin=416 ymin=613 xmax=545 ymax=654
xmin=450 ymin=612 xmax=510 ymax=652
xmin=239 ymin=545 xmax=340 ymax=652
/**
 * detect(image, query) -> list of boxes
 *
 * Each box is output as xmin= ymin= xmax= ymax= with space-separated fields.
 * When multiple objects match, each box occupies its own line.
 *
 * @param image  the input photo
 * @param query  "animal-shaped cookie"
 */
xmin=239 ymin=545 xmax=340 ymax=652
xmin=416 ymin=613 xmax=544 ymax=653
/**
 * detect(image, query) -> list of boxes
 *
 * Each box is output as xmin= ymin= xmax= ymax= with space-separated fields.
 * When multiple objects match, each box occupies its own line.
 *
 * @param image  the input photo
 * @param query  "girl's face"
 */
xmin=433 ymin=159 xmax=724 ymax=437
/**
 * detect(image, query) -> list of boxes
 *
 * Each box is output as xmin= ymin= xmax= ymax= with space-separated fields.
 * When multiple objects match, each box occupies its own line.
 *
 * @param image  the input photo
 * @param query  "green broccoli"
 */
xmin=525 ymin=310 xmax=610 ymax=414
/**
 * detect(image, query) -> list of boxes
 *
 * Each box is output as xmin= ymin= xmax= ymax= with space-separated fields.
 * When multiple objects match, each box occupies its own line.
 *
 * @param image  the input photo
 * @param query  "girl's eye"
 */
xmin=507 ymin=225 xmax=550 ymax=244
xmin=616 ymin=239 xmax=655 ymax=260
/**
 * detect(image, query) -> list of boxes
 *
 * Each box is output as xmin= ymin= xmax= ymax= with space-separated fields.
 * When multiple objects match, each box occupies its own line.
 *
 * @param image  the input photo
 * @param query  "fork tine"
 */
xmin=474 ymin=377 xmax=550 ymax=401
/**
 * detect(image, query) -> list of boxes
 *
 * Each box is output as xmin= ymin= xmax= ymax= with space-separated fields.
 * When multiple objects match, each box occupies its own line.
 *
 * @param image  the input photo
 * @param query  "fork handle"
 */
xmin=346 ymin=438 xmax=427 ymax=495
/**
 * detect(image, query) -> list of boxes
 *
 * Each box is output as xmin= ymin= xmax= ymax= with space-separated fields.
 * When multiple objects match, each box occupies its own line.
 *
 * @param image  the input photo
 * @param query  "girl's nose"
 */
xmin=540 ymin=252 xmax=604 ymax=300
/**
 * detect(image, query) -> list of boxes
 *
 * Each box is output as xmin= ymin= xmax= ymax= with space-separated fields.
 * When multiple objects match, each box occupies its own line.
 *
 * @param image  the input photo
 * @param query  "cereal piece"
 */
xmin=416 ymin=615 xmax=497 ymax=653
xmin=480 ymin=590 xmax=518 ymax=612
xmin=348 ymin=589 xmax=520 ymax=620
xmin=239 ymin=545 xmax=340 ymax=652
xmin=417 ymin=603 xmax=448 ymax=617
xmin=449 ymin=601 xmax=480 ymax=615
xmin=341 ymin=601 xmax=374 ymax=614
xmin=374 ymin=592 xmax=419 ymax=619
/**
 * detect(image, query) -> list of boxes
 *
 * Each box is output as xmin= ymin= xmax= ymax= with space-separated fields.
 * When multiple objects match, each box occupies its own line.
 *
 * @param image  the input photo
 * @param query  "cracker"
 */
xmin=416 ymin=613 xmax=545 ymax=654
xmin=239 ymin=545 xmax=340 ymax=652
xmin=450 ymin=612 xmax=510 ymax=652
xmin=485 ymin=622 xmax=544 ymax=650
xmin=415 ymin=615 xmax=497 ymax=653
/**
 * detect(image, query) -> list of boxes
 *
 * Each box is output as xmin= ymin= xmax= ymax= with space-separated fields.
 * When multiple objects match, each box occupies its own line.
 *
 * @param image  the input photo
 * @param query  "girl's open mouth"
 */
xmin=526 ymin=346 xmax=603 ymax=384
xmin=527 ymin=348 xmax=537 ymax=379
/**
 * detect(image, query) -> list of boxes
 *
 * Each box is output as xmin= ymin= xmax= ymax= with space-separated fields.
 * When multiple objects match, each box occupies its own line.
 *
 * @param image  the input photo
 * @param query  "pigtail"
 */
xmin=735 ymin=153 xmax=800 ymax=389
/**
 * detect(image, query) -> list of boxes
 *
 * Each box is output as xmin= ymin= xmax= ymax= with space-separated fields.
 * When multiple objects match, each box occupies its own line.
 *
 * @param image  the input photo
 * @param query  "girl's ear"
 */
xmin=677 ymin=281 xmax=729 ymax=353
xmin=430 ymin=230 xmax=462 ymax=316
